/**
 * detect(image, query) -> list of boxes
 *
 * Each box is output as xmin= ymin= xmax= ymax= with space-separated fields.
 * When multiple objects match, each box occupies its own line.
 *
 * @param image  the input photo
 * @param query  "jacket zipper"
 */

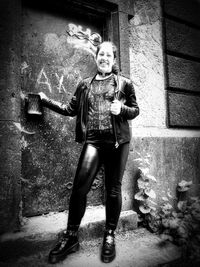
xmin=83 ymin=76 xmax=95 ymax=144
xmin=112 ymin=75 xmax=119 ymax=148
xmin=112 ymin=114 xmax=119 ymax=148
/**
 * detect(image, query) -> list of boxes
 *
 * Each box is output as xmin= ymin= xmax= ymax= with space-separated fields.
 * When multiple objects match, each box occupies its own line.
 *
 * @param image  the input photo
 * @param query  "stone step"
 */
xmin=0 ymin=206 xmax=137 ymax=261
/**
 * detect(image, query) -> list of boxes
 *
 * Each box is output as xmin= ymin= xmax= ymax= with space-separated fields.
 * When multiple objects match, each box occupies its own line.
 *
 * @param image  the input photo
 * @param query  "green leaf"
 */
xmin=177 ymin=180 xmax=192 ymax=192
xmin=134 ymin=191 xmax=146 ymax=201
xmin=137 ymin=178 xmax=149 ymax=189
xmin=177 ymin=201 xmax=187 ymax=211
xmin=169 ymin=218 xmax=179 ymax=229
xmin=146 ymin=174 xmax=157 ymax=182
xmin=160 ymin=234 xmax=173 ymax=242
xmin=139 ymin=167 xmax=149 ymax=175
xmin=145 ymin=189 xmax=156 ymax=199
xmin=178 ymin=180 xmax=192 ymax=187
xmin=172 ymin=211 xmax=178 ymax=217
xmin=148 ymin=199 xmax=157 ymax=205
xmin=139 ymin=204 xmax=151 ymax=214
xmin=167 ymin=192 xmax=173 ymax=198
xmin=191 ymin=210 xmax=200 ymax=221
xmin=149 ymin=205 xmax=157 ymax=211
xmin=190 ymin=197 xmax=199 ymax=201
xmin=162 ymin=196 xmax=169 ymax=201
xmin=162 ymin=218 xmax=170 ymax=228
xmin=177 ymin=225 xmax=188 ymax=238
xmin=162 ymin=203 xmax=173 ymax=210
xmin=137 ymin=215 xmax=144 ymax=222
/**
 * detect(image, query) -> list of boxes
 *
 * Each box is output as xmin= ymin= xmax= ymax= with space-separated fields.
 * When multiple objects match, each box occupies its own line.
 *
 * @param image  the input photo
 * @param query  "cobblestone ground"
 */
xmin=0 ymin=228 xmax=182 ymax=267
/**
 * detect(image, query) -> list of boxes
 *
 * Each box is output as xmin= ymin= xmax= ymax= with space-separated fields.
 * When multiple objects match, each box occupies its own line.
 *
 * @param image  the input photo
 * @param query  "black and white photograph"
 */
xmin=0 ymin=0 xmax=200 ymax=266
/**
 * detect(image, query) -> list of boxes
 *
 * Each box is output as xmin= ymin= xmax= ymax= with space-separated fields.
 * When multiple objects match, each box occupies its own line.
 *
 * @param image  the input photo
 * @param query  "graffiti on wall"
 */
xmin=35 ymin=67 xmax=82 ymax=94
xmin=66 ymin=23 xmax=102 ymax=56
xmin=21 ymin=61 xmax=82 ymax=95
xmin=35 ymin=23 xmax=101 ymax=93
xmin=66 ymin=23 xmax=102 ymax=46
xmin=21 ymin=23 xmax=101 ymax=94
xmin=36 ymin=67 xmax=52 ymax=93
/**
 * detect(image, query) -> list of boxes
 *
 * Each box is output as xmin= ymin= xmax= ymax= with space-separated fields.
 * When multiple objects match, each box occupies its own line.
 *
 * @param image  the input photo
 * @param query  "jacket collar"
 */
xmin=89 ymin=73 xmax=121 ymax=91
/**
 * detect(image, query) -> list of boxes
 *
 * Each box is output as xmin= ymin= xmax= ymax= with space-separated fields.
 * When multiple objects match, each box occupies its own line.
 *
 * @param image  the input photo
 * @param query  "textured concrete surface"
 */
xmin=128 ymin=136 xmax=200 ymax=207
xmin=129 ymin=0 xmax=166 ymax=128
xmin=168 ymin=93 xmax=200 ymax=127
xmin=165 ymin=18 xmax=200 ymax=59
xmin=1 ymin=206 xmax=137 ymax=242
xmin=0 ymin=206 xmax=137 ymax=262
xmin=167 ymin=55 xmax=200 ymax=93
xmin=0 ymin=228 xmax=181 ymax=267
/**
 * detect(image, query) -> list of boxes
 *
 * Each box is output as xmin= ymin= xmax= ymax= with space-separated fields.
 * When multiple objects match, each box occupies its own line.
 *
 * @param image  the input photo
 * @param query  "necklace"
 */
xmin=96 ymin=72 xmax=113 ymax=81
xmin=97 ymin=71 xmax=112 ymax=77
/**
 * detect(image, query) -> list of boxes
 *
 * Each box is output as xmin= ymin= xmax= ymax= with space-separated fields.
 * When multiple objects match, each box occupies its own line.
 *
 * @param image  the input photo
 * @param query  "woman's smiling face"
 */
xmin=96 ymin=42 xmax=115 ymax=74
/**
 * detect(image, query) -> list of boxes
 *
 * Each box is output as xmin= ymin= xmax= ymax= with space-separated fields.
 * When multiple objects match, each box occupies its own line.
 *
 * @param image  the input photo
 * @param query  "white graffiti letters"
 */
xmin=55 ymin=73 xmax=66 ymax=93
xmin=36 ymin=67 xmax=67 ymax=93
xmin=36 ymin=67 xmax=52 ymax=93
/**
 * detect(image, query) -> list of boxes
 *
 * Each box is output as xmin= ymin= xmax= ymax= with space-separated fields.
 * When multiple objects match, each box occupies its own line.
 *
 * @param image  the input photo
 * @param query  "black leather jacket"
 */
xmin=42 ymin=74 xmax=139 ymax=147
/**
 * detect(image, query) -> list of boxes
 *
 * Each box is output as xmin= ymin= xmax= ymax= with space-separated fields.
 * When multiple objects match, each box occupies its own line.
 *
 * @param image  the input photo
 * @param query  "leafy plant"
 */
xmin=134 ymin=154 xmax=200 ymax=264
xmin=134 ymin=153 xmax=157 ymax=228
xmin=159 ymin=181 xmax=200 ymax=263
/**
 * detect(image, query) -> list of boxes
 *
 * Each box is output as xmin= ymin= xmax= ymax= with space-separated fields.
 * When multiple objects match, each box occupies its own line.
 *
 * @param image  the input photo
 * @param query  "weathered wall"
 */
xmin=129 ymin=0 xmax=166 ymax=128
xmin=125 ymin=0 xmax=200 ymax=210
xmin=0 ymin=0 xmax=22 ymax=233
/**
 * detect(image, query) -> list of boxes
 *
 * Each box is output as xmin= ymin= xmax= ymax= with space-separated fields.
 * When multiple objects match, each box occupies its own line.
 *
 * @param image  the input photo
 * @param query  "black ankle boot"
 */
xmin=101 ymin=229 xmax=116 ymax=263
xmin=48 ymin=230 xmax=79 ymax=264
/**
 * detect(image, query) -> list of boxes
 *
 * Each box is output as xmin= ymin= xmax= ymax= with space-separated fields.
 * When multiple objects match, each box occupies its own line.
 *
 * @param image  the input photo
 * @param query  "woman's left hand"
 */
xmin=110 ymin=99 xmax=121 ymax=115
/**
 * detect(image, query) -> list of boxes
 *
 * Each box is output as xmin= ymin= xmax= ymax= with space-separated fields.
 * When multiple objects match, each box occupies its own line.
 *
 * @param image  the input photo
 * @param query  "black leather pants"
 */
xmin=67 ymin=142 xmax=129 ymax=231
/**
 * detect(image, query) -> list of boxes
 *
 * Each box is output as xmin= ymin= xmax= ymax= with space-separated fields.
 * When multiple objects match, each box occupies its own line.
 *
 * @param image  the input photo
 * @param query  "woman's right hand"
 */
xmin=38 ymin=92 xmax=48 ymax=101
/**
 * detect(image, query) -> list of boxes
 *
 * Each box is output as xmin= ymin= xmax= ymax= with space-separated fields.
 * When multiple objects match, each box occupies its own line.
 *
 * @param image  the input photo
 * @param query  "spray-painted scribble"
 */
xmin=35 ymin=67 xmax=81 ymax=94
xmin=21 ymin=61 xmax=32 ymax=90
xmin=33 ymin=23 xmax=100 ymax=94
xmin=55 ymin=73 xmax=66 ymax=93
xmin=67 ymin=23 xmax=102 ymax=46
xmin=66 ymin=23 xmax=102 ymax=56
xmin=20 ymin=61 xmax=30 ymax=74
xmin=13 ymin=122 xmax=35 ymax=135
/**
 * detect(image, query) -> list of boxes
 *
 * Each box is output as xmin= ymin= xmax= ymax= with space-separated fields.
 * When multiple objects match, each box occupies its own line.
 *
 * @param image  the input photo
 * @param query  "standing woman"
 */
xmin=39 ymin=41 xmax=139 ymax=264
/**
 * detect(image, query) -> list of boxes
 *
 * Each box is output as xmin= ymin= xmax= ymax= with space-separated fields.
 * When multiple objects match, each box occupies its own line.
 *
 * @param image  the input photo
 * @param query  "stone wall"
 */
xmin=124 ymin=0 xmax=200 ymax=210
xmin=129 ymin=0 xmax=166 ymax=128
